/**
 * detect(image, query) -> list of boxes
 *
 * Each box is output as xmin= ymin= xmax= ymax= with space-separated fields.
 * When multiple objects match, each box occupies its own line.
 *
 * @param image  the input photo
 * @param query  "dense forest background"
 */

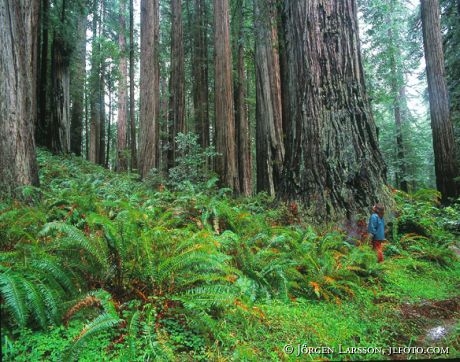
xmin=1 ymin=0 xmax=459 ymax=211
xmin=1 ymin=0 xmax=459 ymax=360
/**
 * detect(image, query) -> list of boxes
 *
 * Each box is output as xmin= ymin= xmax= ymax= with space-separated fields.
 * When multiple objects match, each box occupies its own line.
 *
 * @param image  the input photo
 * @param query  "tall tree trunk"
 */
xmin=0 ymin=0 xmax=40 ymax=195
xmin=37 ymin=0 xmax=50 ymax=149
xmin=167 ymin=0 xmax=185 ymax=169
xmin=421 ymin=0 xmax=459 ymax=201
xmin=192 ymin=0 xmax=209 ymax=150
xmin=129 ymin=0 xmax=137 ymax=170
xmin=70 ymin=14 xmax=86 ymax=156
xmin=234 ymin=0 xmax=252 ymax=196
xmin=388 ymin=26 xmax=408 ymax=192
xmin=254 ymin=0 xmax=284 ymax=196
xmin=50 ymin=34 xmax=71 ymax=154
xmin=117 ymin=0 xmax=128 ymax=171
xmin=89 ymin=0 xmax=101 ymax=163
xmin=50 ymin=2 xmax=71 ymax=154
xmin=214 ymin=0 xmax=239 ymax=192
xmin=106 ymin=77 xmax=112 ymax=168
xmin=139 ymin=0 xmax=160 ymax=178
xmin=99 ymin=61 xmax=106 ymax=166
xmin=279 ymin=0 xmax=389 ymax=221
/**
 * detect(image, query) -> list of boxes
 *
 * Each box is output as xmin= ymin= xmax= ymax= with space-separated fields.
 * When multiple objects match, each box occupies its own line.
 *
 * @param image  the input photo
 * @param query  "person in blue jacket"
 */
xmin=368 ymin=204 xmax=386 ymax=262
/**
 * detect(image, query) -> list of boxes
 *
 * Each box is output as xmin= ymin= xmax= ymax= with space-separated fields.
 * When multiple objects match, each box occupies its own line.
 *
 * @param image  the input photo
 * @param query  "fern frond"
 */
xmin=36 ymin=282 xmax=61 ymax=325
xmin=30 ymin=258 xmax=76 ymax=295
xmin=70 ymin=312 xmax=120 ymax=354
xmin=0 ymin=272 xmax=27 ymax=327
xmin=20 ymin=278 xmax=48 ymax=328
xmin=40 ymin=221 xmax=109 ymax=271
xmin=181 ymin=284 xmax=236 ymax=307
xmin=65 ymin=289 xmax=121 ymax=359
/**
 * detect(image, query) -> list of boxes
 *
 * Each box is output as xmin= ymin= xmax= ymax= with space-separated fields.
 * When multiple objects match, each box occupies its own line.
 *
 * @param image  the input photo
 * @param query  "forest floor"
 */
xmin=0 ymin=149 xmax=459 ymax=361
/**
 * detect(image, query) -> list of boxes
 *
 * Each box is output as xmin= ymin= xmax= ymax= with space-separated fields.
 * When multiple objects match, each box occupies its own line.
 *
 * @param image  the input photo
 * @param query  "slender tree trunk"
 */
xmin=139 ymin=0 xmax=160 ymax=178
xmin=99 ymin=62 xmax=106 ymax=166
xmin=50 ymin=34 xmax=71 ymax=154
xmin=279 ymin=0 xmax=389 ymax=221
xmin=167 ymin=0 xmax=185 ymax=169
xmin=106 ymin=78 xmax=112 ymax=168
xmin=0 ymin=0 xmax=40 ymax=195
xmin=234 ymin=0 xmax=252 ymax=196
xmin=117 ymin=0 xmax=128 ymax=171
xmin=254 ymin=0 xmax=284 ymax=196
xmin=70 ymin=14 xmax=86 ymax=156
xmin=214 ymin=0 xmax=239 ymax=192
xmin=89 ymin=0 xmax=101 ymax=163
xmin=192 ymin=0 xmax=209 ymax=150
xmin=129 ymin=0 xmax=137 ymax=170
xmin=388 ymin=26 xmax=408 ymax=192
xmin=37 ymin=0 xmax=49 ymax=148
xmin=421 ymin=0 xmax=459 ymax=201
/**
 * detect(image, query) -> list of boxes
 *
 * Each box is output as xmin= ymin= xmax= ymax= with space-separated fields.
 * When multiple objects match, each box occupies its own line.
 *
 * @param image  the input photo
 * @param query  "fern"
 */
xmin=65 ymin=290 xmax=121 ymax=360
xmin=0 ymin=271 xmax=27 ymax=327
xmin=40 ymin=221 xmax=110 ymax=272
xmin=21 ymin=278 xmax=48 ymax=328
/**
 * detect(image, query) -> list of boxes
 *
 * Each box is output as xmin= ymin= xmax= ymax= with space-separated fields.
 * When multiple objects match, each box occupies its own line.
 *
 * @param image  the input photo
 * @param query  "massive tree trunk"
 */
xmin=192 ymin=0 xmax=209 ymax=150
xmin=167 ymin=0 xmax=185 ymax=169
xmin=254 ymin=0 xmax=284 ymax=196
xmin=117 ymin=0 xmax=128 ymax=171
xmin=279 ymin=0 xmax=389 ymax=221
xmin=70 ymin=14 xmax=86 ymax=156
xmin=213 ymin=0 xmax=239 ymax=192
xmin=139 ymin=0 xmax=160 ymax=178
xmin=421 ymin=0 xmax=459 ymax=201
xmin=0 ymin=0 xmax=40 ymax=195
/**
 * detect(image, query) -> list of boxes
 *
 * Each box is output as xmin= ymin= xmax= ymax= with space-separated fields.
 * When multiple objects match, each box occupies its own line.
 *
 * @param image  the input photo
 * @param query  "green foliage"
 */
xmin=359 ymin=0 xmax=435 ymax=190
xmin=2 ymin=150 xmax=459 ymax=360
xmin=65 ymin=290 xmax=121 ymax=360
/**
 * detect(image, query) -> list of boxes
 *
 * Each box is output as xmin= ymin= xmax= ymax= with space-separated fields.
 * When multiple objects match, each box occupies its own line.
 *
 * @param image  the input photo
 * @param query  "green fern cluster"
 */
xmin=2 ymin=150 xmax=459 ymax=360
xmin=392 ymin=189 xmax=458 ymax=267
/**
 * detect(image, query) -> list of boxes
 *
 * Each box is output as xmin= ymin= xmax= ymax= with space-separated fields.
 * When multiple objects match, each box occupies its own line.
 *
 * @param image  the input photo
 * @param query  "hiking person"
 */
xmin=368 ymin=204 xmax=386 ymax=262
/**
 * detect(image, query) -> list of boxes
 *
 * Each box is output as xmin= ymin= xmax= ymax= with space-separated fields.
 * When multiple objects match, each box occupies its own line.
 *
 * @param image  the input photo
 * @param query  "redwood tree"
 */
xmin=167 ymin=0 xmax=185 ymax=169
xmin=254 ymin=0 xmax=284 ymax=196
xmin=0 ymin=0 xmax=40 ymax=194
xmin=117 ymin=0 xmax=128 ymax=171
xmin=233 ymin=0 xmax=252 ymax=196
xmin=50 ymin=1 xmax=72 ymax=154
xmin=70 ymin=14 xmax=87 ymax=156
xmin=421 ymin=0 xmax=459 ymax=201
xmin=139 ymin=0 xmax=160 ymax=178
xmin=214 ymin=0 xmax=239 ymax=192
xmin=192 ymin=0 xmax=209 ymax=150
xmin=279 ymin=0 xmax=389 ymax=221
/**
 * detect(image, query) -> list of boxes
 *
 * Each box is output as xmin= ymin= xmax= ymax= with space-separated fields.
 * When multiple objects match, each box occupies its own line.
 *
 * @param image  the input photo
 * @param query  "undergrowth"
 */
xmin=1 ymin=149 xmax=459 ymax=361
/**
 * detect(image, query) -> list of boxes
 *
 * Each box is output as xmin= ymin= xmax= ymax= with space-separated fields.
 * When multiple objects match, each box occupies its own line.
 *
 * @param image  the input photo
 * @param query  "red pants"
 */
xmin=372 ymin=240 xmax=384 ymax=263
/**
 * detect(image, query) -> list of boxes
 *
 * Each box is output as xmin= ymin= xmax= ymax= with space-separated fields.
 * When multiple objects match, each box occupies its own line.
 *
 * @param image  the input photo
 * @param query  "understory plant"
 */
xmin=1 ymin=150 xmax=459 ymax=361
